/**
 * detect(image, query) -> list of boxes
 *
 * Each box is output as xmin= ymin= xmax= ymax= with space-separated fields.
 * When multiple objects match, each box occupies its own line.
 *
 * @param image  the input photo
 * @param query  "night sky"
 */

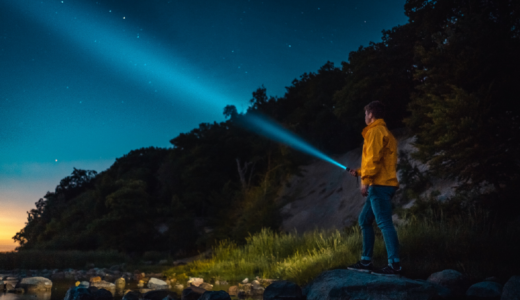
xmin=0 ymin=0 xmax=407 ymax=251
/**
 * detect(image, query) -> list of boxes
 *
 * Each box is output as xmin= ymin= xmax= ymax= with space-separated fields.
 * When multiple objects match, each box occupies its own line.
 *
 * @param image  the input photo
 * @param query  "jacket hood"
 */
xmin=362 ymin=119 xmax=387 ymax=138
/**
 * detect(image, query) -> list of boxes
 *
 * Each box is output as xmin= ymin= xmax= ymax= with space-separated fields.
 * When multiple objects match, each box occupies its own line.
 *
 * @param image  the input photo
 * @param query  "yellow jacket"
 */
xmin=357 ymin=119 xmax=399 ymax=187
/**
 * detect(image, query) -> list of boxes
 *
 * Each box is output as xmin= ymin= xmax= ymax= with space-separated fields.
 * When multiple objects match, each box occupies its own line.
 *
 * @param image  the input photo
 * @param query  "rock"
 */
xmin=466 ymin=281 xmax=503 ymax=298
xmin=122 ymin=291 xmax=141 ymax=300
xmin=303 ymin=269 xmax=450 ymax=300
xmin=502 ymin=276 xmax=520 ymax=300
xmin=79 ymin=281 xmax=90 ymax=288
xmin=199 ymin=291 xmax=231 ymax=300
xmin=90 ymin=277 xmax=102 ymax=283
xmin=18 ymin=276 xmax=53 ymax=292
xmin=148 ymin=278 xmax=168 ymax=290
xmin=264 ymin=281 xmax=303 ymax=300
xmin=182 ymin=286 xmax=206 ymax=300
xmin=199 ymin=282 xmax=213 ymax=291
xmin=15 ymin=287 xmax=25 ymax=294
xmin=91 ymin=288 xmax=113 ymax=300
xmin=90 ymin=280 xmax=116 ymax=291
xmin=242 ymin=278 xmax=248 ymax=284
xmin=237 ymin=291 xmax=246 ymax=299
xmin=64 ymin=287 xmax=94 ymax=300
xmin=115 ymin=278 xmax=126 ymax=290
xmin=427 ymin=269 xmax=469 ymax=296
xmin=5 ymin=283 xmax=16 ymax=292
xmin=214 ymin=280 xmax=228 ymax=286
xmin=142 ymin=289 xmax=178 ymax=300
xmin=140 ymin=288 xmax=153 ymax=294
xmin=227 ymin=286 xmax=238 ymax=296
xmin=252 ymin=284 xmax=265 ymax=295
xmin=158 ymin=260 xmax=168 ymax=265
xmin=188 ymin=277 xmax=204 ymax=287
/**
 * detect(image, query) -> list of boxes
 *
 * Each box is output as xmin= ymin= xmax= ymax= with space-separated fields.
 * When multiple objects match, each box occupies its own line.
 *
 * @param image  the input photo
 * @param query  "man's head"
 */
xmin=364 ymin=101 xmax=385 ymax=125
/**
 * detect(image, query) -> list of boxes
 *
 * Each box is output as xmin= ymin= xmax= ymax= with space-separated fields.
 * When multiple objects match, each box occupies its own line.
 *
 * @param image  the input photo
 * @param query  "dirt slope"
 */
xmin=277 ymin=129 xmax=455 ymax=233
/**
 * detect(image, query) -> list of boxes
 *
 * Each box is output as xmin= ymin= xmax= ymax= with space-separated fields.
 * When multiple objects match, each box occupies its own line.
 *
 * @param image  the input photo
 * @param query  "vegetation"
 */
xmin=12 ymin=0 xmax=520 ymax=274
xmin=165 ymin=204 xmax=520 ymax=286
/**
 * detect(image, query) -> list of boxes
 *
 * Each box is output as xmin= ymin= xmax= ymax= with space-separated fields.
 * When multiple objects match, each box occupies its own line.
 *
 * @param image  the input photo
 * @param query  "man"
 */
xmin=347 ymin=101 xmax=401 ymax=276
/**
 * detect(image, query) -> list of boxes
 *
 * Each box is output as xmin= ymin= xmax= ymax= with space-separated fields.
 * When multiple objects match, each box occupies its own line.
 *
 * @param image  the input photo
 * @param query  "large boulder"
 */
xmin=18 ymin=276 xmax=53 ymax=292
xmin=264 ymin=281 xmax=303 ymax=300
xmin=502 ymin=276 xmax=520 ymax=300
xmin=199 ymin=291 xmax=231 ymax=300
xmin=142 ymin=289 xmax=178 ymax=300
xmin=182 ymin=286 xmax=206 ymax=300
xmin=427 ymin=269 xmax=469 ymax=296
xmin=466 ymin=281 xmax=503 ymax=298
xmin=303 ymin=269 xmax=450 ymax=300
xmin=64 ymin=287 xmax=94 ymax=300
xmin=122 ymin=291 xmax=141 ymax=300
xmin=148 ymin=278 xmax=168 ymax=290
xmin=91 ymin=288 xmax=114 ymax=300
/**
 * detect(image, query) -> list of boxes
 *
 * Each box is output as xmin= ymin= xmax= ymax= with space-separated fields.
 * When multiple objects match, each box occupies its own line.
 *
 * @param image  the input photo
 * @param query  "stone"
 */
xmin=174 ymin=284 xmax=184 ymax=290
xmin=242 ymin=278 xmax=248 ymax=284
xmin=252 ymin=285 xmax=265 ymax=295
xmin=142 ymin=289 xmax=178 ymax=300
xmin=15 ymin=287 xmax=25 ymax=294
xmin=227 ymin=286 xmax=238 ymax=296
xmin=182 ymin=286 xmax=206 ymax=300
xmin=5 ymin=283 xmax=16 ymax=292
xmin=115 ymin=278 xmax=126 ymax=290
xmin=90 ymin=277 xmax=102 ymax=283
xmin=18 ymin=276 xmax=53 ymax=292
xmin=122 ymin=291 xmax=141 ymax=300
xmin=90 ymin=280 xmax=116 ymax=291
xmin=237 ymin=291 xmax=246 ymax=299
xmin=199 ymin=282 xmax=213 ymax=291
xmin=303 ymin=269 xmax=450 ymax=300
xmin=139 ymin=289 xmax=153 ymax=294
xmin=264 ymin=281 xmax=303 ymax=300
xmin=502 ymin=276 xmax=520 ymax=300
xmin=148 ymin=278 xmax=168 ymax=290
xmin=426 ymin=269 xmax=469 ymax=296
xmin=188 ymin=277 xmax=204 ymax=287
xmin=64 ymin=287 xmax=94 ymax=300
xmin=92 ymin=288 xmax=113 ymax=300
xmin=466 ymin=281 xmax=503 ymax=298
xmin=79 ymin=281 xmax=90 ymax=288
xmin=199 ymin=291 xmax=231 ymax=300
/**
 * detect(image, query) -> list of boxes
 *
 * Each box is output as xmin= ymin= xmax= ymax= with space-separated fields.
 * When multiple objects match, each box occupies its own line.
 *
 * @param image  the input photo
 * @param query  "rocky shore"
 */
xmin=2 ymin=267 xmax=519 ymax=300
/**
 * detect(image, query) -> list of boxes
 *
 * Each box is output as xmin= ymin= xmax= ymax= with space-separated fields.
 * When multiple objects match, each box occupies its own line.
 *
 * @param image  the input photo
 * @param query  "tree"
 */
xmin=405 ymin=0 xmax=520 ymax=195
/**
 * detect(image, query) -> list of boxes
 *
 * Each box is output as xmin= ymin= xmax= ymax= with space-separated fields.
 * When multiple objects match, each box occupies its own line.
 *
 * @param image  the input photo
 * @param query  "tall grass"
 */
xmin=166 ymin=208 xmax=520 ymax=286
xmin=0 ymin=250 xmax=130 ymax=270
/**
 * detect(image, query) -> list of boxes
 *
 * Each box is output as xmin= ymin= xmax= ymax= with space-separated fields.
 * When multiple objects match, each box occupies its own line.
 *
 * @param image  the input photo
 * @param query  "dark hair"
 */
xmin=364 ymin=101 xmax=386 ymax=119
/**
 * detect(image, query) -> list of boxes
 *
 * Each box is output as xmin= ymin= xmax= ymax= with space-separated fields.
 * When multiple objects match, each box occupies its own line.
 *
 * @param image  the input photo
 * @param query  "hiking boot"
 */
xmin=371 ymin=263 xmax=402 ymax=277
xmin=347 ymin=260 xmax=373 ymax=273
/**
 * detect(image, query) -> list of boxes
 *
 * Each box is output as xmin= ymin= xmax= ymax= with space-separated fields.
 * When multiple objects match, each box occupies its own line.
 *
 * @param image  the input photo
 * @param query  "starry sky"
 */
xmin=0 ymin=0 xmax=407 ymax=251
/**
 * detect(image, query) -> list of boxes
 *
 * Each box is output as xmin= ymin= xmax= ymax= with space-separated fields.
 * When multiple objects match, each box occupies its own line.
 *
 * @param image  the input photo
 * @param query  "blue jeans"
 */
xmin=358 ymin=185 xmax=400 ymax=264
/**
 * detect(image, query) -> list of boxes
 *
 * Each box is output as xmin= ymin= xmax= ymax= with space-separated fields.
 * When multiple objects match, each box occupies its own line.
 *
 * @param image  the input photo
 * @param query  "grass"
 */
xmin=0 ymin=250 xmax=130 ymax=270
xmin=165 ymin=206 xmax=520 ymax=286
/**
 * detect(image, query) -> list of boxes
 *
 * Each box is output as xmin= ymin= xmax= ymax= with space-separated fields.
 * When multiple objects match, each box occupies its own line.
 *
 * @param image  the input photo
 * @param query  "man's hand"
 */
xmin=348 ymin=169 xmax=358 ymax=177
xmin=361 ymin=183 xmax=369 ymax=197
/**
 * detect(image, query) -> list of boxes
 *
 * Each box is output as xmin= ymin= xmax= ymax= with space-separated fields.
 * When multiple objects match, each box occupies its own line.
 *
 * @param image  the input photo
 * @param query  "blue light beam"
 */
xmin=5 ymin=0 xmax=243 ymax=115
xmin=242 ymin=113 xmax=348 ymax=170
xmin=6 ymin=0 xmax=348 ymax=170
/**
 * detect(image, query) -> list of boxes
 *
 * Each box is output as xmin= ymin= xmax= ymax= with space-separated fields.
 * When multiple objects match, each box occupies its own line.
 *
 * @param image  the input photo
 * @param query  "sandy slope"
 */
xmin=277 ymin=129 xmax=456 ymax=233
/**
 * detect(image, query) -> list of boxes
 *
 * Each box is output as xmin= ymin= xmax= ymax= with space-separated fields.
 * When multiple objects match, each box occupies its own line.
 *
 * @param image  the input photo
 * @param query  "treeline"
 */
xmin=14 ymin=0 xmax=520 ymax=255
